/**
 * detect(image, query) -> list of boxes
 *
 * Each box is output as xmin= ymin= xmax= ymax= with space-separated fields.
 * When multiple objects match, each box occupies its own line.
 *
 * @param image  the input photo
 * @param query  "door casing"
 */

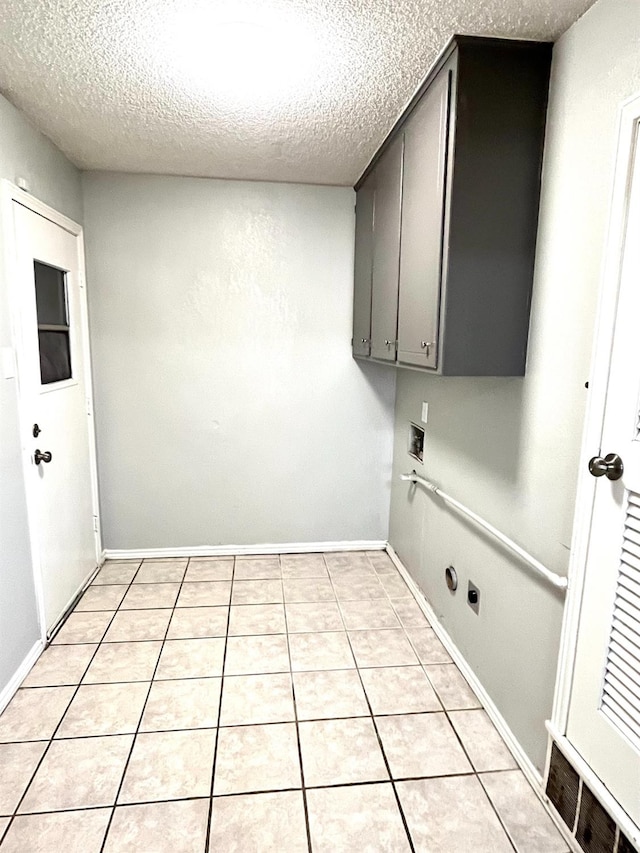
xmin=1 ymin=181 xmax=102 ymax=642
xmin=549 ymin=92 xmax=640 ymax=843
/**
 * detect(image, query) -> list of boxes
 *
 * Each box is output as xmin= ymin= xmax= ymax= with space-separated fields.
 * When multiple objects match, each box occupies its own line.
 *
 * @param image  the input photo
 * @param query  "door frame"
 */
xmin=1 ymin=181 xmax=102 ymax=641
xmin=548 ymin=92 xmax=640 ymax=836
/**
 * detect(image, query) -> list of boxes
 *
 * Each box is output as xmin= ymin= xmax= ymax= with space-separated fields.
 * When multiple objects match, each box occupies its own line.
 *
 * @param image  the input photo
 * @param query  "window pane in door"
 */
xmin=38 ymin=331 xmax=71 ymax=384
xmin=33 ymin=261 xmax=72 ymax=384
xmin=34 ymin=261 xmax=67 ymax=325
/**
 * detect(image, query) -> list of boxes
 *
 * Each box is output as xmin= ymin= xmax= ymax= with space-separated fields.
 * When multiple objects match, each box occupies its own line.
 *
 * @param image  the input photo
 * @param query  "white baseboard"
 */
xmin=103 ymin=540 xmax=387 ymax=561
xmin=386 ymin=544 xmax=542 ymax=788
xmin=0 ymin=639 xmax=44 ymax=714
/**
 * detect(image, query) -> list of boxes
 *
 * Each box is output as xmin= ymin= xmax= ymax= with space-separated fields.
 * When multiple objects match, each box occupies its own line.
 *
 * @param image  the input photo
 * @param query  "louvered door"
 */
xmin=600 ymin=493 xmax=640 ymax=749
xmin=566 ymin=128 xmax=640 ymax=829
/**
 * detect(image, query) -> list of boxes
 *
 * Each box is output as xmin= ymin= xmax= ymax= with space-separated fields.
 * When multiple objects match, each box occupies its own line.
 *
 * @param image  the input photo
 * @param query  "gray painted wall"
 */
xmin=0 ymin=93 xmax=83 ymax=695
xmin=389 ymin=0 xmax=640 ymax=772
xmin=83 ymin=173 xmax=396 ymax=550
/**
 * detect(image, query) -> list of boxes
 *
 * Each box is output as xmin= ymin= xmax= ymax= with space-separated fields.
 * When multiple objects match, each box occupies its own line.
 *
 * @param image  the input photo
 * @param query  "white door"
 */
xmin=566 ymin=127 xmax=640 ymax=827
xmin=13 ymin=199 xmax=98 ymax=634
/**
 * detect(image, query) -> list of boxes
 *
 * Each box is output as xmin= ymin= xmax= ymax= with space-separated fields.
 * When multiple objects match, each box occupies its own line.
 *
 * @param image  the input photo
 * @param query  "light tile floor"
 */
xmin=0 ymin=551 xmax=568 ymax=852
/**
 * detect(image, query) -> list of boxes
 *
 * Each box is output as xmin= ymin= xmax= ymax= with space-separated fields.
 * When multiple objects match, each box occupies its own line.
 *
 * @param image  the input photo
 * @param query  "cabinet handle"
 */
xmin=421 ymin=341 xmax=434 ymax=355
xmin=361 ymin=338 xmax=370 ymax=344
xmin=384 ymin=339 xmax=396 ymax=347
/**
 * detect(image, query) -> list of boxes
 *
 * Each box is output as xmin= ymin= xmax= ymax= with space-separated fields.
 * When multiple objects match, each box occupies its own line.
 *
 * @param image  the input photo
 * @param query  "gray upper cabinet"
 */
xmin=352 ymin=36 xmax=552 ymax=376
xmin=352 ymin=171 xmax=375 ymax=358
xmin=370 ymin=134 xmax=404 ymax=362
xmin=397 ymin=67 xmax=450 ymax=370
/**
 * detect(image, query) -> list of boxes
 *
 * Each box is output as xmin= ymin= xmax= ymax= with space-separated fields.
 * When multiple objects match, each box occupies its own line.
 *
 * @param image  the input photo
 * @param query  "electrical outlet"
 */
xmin=467 ymin=581 xmax=480 ymax=614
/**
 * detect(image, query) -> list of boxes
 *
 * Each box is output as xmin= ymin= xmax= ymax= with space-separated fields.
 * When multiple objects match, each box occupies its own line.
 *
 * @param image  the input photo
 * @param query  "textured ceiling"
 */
xmin=0 ymin=0 xmax=595 ymax=185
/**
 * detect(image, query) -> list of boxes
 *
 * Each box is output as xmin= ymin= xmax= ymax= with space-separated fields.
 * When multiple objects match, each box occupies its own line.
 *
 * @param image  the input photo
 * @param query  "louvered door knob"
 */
xmin=588 ymin=453 xmax=623 ymax=481
xmin=34 ymin=449 xmax=52 ymax=465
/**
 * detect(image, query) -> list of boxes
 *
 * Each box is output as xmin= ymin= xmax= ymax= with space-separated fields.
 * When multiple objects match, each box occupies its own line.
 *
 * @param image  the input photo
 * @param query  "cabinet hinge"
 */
xmin=92 ymin=515 xmax=99 ymax=533
xmin=86 ymin=396 xmax=93 ymax=416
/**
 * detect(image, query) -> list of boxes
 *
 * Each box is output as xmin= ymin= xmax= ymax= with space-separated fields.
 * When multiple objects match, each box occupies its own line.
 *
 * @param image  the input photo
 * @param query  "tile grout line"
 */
xmin=442 ymin=709 xmax=518 ymax=852
xmin=282 ymin=554 xmax=314 ymax=853
xmin=2 ymin=770 xmax=494 ymax=822
xmin=2 ymin=560 xmax=145 ymax=846
xmin=97 ymin=557 xmax=189 ymax=853
xmin=476 ymin=771 xmax=522 ymax=853
xmin=325 ymin=552 xmax=417 ymax=853
xmin=0 ymin=796 xmax=211 ymax=823
xmin=203 ymin=556 xmax=235 ymax=853
xmin=1 ymin=706 xmax=481 ymax=749
xmin=348 ymin=554 xmax=419 ymax=851
xmin=7 ymin=661 xmax=464 ymax=689
xmin=424 ymin=631 xmax=521 ymax=853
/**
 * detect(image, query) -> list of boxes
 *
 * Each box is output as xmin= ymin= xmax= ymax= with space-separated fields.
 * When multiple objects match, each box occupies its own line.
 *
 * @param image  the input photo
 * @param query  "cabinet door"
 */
xmin=397 ymin=69 xmax=450 ymax=369
xmin=370 ymin=135 xmax=404 ymax=362
xmin=352 ymin=172 xmax=375 ymax=358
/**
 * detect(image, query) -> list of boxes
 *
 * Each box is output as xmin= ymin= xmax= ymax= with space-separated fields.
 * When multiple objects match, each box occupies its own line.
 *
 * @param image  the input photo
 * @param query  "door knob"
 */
xmin=34 ymin=449 xmax=52 ymax=465
xmin=588 ymin=453 xmax=623 ymax=481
